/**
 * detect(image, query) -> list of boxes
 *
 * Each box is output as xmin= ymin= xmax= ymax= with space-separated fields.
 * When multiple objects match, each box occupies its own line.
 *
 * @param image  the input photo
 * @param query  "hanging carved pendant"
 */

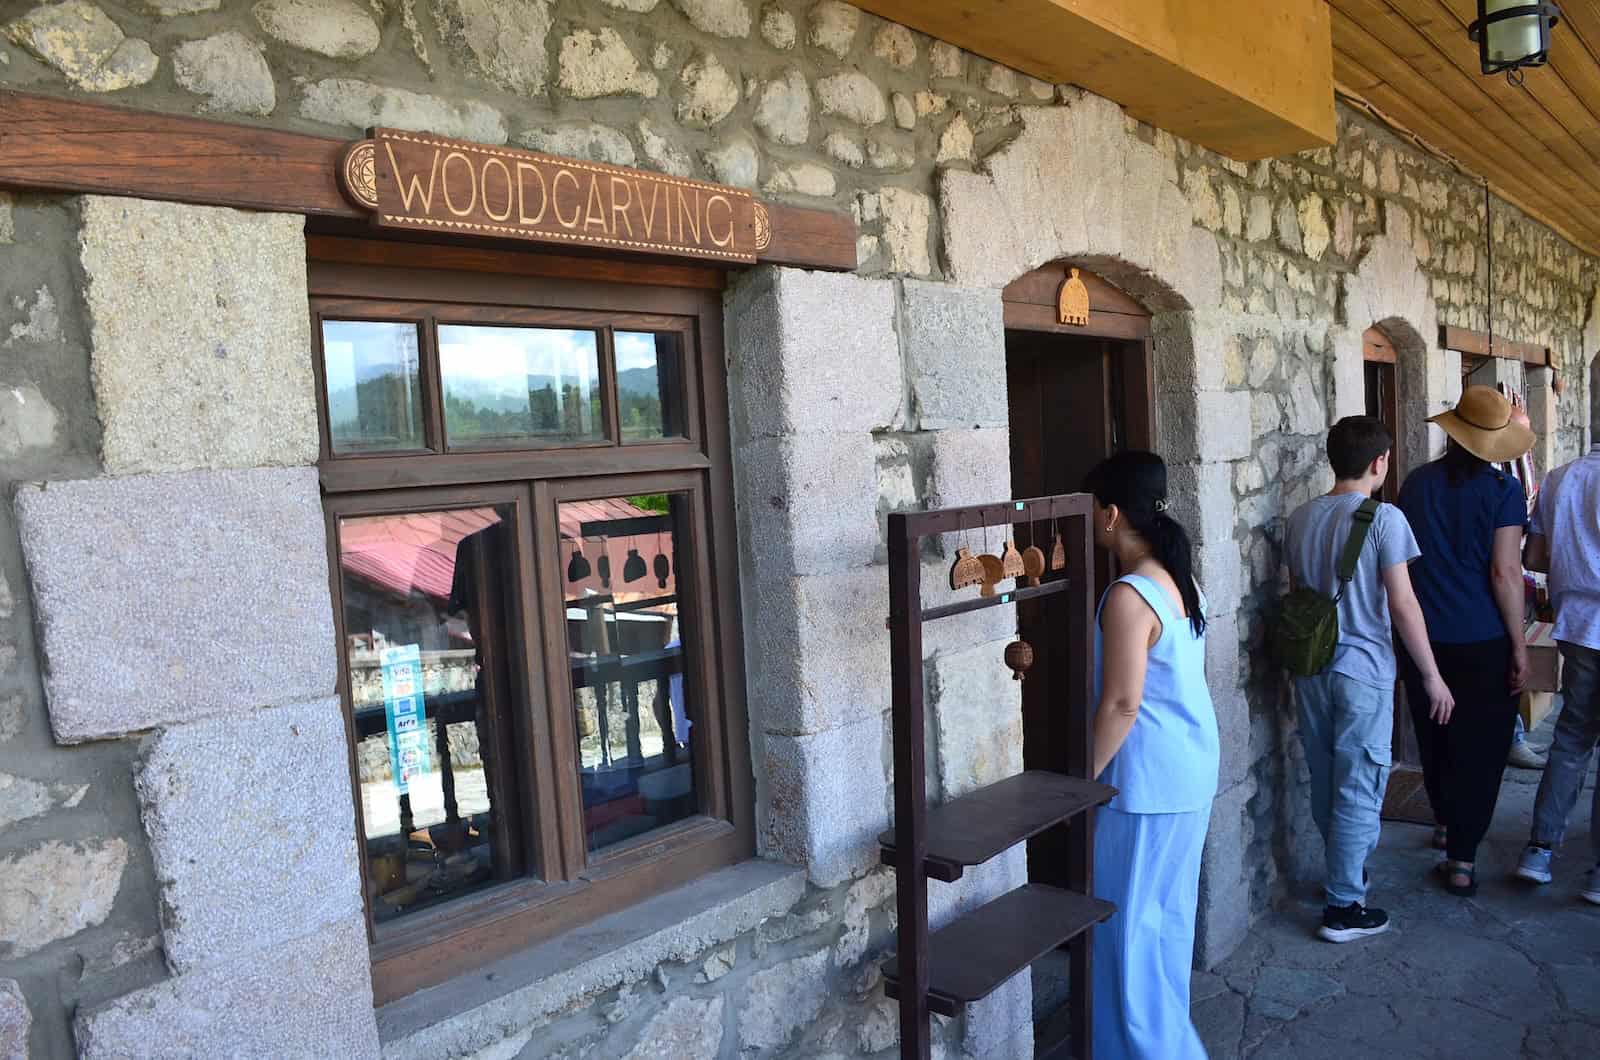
xmin=977 ymin=553 xmax=1006 ymax=597
xmin=1057 ymin=267 xmax=1090 ymax=326
xmin=1000 ymin=539 xmax=1025 ymax=579
xmin=1021 ymin=545 xmax=1046 ymax=587
xmin=653 ymin=552 xmax=671 ymax=589
xmin=1050 ymin=532 xmax=1067 ymax=571
xmin=949 ymin=547 xmax=984 ymax=590
xmin=1004 ymin=640 xmax=1035 ymax=681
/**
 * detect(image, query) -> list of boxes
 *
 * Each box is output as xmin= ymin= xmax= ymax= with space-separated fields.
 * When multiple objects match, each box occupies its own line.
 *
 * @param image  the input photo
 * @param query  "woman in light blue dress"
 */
xmin=1082 ymin=451 xmax=1220 ymax=1060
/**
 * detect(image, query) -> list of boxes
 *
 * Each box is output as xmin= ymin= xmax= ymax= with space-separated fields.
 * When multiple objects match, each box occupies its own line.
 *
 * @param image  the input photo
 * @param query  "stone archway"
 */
xmin=936 ymin=95 xmax=1257 ymax=968
xmin=1334 ymin=205 xmax=1452 ymax=475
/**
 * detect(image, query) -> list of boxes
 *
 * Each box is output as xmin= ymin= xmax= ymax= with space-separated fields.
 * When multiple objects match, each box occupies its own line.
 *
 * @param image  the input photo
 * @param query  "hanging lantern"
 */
xmin=1469 ymin=3 xmax=1561 ymax=83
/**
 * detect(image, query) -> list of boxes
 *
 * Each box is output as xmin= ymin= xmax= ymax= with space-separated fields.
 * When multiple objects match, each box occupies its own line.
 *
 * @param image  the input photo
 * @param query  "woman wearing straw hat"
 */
xmin=1397 ymin=385 xmax=1535 ymax=896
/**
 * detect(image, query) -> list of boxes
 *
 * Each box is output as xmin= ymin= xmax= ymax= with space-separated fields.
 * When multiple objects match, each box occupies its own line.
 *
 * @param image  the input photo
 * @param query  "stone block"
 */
xmin=901 ymin=281 xmax=1007 ymax=430
xmin=1165 ymin=461 xmax=1235 ymax=551
xmin=434 ymin=0 xmax=552 ymax=96
xmin=172 ymin=32 xmax=275 ymax=116
xmin=0 ymin=839 xmax=127 ymax=958
xmin=879 ymin=188 xmax=933 ymax=275
xmin=15 ymin=467 xmax=337 ymax=742
xmin=963 ymin=971 xmax=1034 ymax=1058
xmin=5 ymin=1 xmax=157 ymax=92
xmin=254 ymin=0 xmax=380 ymax=59
xmin=737 ymin=433 xmax=879 ymax=576
xmin=808 ymin=0 xmax=859 ymax=59
xmin=928 ymin=639 xmax=1022 ymax=799
xmin=0 ymin=979 xmax=26 ymax=1060
xmin=741 ymin=568 xmax=888 ymax=736
xmin=1204 ymin=612 xmax=1252 ymax=789
xmin=558 ymin=28 xmax=659 ymax=99
xmin=726 ymin=268 xmax=902 ymax=439
xmin=1196 ymin=538 xmax=1243 ymax=618
xmin=1194 ymin=776 xmax=1256 ymax=968
xmin=624 ymin=996 xmax=723 ymax=1058
xmin=761 ymin=714 xmax=887 ymax=887
xmin=671 ymin=0 xmax=751 ymax=38
xmin=737 ymin=949 xmax=829 ymax=1051
xmin=76 ymin=915 xmax=379 ymax=1059
xmin=300 ymin=78 xmax=508 ymax=144
xmin=928 ymin=428 xmax=1013 ymax=511
xmin=928 ymin=845 xmax=1024 ymax=931
xmin=1159 ymin=389 xmax=1253 ymax=465
xmin=79 ymin=196 xmax=318 ymax=474
xmin=138 ymin=698 xmax=363 ymax=972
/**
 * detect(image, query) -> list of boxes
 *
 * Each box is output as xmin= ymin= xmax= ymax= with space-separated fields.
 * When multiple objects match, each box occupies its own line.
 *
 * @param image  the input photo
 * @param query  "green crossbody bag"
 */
xmin=1271 ymin=498 xmax=1379 ymax=678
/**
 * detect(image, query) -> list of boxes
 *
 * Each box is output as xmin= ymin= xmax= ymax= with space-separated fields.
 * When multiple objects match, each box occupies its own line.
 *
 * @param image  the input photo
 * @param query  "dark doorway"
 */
xmin=1002 ymin=264 xmax=1153 ymax=889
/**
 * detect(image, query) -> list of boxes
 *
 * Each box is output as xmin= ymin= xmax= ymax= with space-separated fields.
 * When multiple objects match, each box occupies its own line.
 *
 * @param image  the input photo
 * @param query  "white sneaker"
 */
xmin=1582 ymin=866 xmax=1600 ymax=906
xmin=1515 ymin=844 xmax=1553 ymax=884
xmin=1508 ymin=742 xmax=1548 ymax=770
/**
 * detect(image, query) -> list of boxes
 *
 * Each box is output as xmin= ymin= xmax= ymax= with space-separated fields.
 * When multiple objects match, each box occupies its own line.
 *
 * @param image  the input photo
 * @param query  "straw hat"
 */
xmin=1428 ymin=385 xmax=1534 ymax=463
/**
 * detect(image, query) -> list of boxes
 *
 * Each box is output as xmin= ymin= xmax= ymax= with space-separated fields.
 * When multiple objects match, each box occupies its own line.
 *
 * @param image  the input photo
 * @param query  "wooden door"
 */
xmin=1003 ymin=264 xmax=1152 ymax=887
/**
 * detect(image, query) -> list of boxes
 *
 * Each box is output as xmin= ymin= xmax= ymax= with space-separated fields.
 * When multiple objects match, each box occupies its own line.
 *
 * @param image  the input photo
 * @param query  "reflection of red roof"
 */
xmin=340 ymin=499 xmax=658 ymax=604
xmin=340 ymin=507 xmax=502 ymax=603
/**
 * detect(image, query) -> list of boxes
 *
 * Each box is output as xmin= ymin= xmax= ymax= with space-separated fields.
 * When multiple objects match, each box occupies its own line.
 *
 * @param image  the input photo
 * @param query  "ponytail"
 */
xmin=1082 ymin=450 xmax=1206 ymax=638
xmin=1146 ymin=513 xmax=1205 ymax=638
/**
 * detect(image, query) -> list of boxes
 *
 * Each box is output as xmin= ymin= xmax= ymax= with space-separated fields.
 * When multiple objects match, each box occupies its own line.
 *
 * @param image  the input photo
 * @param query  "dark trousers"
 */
xmin=1399 ymin=637 xmax=1519 ymax=863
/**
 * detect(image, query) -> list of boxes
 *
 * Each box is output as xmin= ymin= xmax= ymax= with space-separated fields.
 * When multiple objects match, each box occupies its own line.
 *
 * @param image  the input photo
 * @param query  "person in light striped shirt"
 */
xmin=1515 ymin=360 xmax=1600 ymax=905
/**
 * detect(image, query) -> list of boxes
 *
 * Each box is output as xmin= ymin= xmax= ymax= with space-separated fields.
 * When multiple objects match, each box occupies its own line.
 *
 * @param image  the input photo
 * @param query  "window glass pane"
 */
xmin=338 ymin=505 xmax=525 ymax=924
xmin=561 ymin=493 xmax=699 ymax=852
xmin=615 ymin=331 xmax=687 ymax=442
xmin=321 ymin=320 xmax=425 ymax=454
xmin=440 ymin=325 xmax=604 ymax=448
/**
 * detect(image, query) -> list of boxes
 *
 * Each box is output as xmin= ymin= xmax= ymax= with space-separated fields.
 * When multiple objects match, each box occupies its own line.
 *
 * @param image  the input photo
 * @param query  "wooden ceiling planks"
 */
xmin=1328 ymin=0 xmax=1600 ymax=256
xmin=1330 ymin=9 xmax=1596 ymax=230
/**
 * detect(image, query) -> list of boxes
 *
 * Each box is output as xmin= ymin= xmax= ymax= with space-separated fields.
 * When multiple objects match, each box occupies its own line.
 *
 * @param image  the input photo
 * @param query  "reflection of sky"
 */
xmin=323 ymin=321 xmax=420 ymax=432
xmin=438 ymin=325 xmax=597 ymax=388
xmin=615 ymin=331 xmax=659 ymax=374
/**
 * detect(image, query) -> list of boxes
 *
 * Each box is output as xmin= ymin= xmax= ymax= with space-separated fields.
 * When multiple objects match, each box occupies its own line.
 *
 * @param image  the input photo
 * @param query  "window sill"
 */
xmin=376 ymin=859 xmax=806 ymax=1060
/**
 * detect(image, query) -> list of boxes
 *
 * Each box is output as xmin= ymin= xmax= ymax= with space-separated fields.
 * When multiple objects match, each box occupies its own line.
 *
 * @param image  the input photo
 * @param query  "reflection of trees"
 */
xmin=443 ymin=384 xmax=603 ymax=441
xmin=330 ymin=372 xmax=420 ymax=446
xmin=620 ymin=391 xmax=664 ymax=437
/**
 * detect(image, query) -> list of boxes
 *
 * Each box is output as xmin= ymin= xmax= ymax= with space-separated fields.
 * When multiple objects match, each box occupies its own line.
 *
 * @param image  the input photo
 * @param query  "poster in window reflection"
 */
xmin=337 ymin=506 xmax=523 ymax=924
xmin=561 ymin=493 xmax=699 ymax=852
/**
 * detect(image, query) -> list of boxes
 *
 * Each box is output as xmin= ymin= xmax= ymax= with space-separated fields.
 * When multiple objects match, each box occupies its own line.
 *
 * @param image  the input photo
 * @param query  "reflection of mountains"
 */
xmin=435 ymin=369 xmax=660 ymax=413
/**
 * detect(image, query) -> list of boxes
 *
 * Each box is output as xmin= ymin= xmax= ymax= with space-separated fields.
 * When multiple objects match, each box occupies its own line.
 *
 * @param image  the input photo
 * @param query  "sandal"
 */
xmin=1436 ymin=859 xmax=1477 ymax=897
xmin=1431 ymin=825 xmax=1448 ymax=850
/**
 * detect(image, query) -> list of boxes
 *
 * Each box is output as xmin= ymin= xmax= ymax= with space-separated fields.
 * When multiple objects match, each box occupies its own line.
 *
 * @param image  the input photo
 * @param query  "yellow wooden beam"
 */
xmin=850 ymin=0 xmax=1336 ymax=159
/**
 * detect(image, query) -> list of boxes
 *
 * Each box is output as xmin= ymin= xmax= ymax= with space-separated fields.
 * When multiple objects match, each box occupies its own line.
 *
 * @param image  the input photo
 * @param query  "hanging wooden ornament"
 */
xmin=949 ymin=547 xmax=984 ymax=590
xmin=653 ymin=551 xmax=671 ymax=589
xmin=1003 ymin=640 xmax=1035 ymax=681
xmin=596 ymin=537 xmax=612 ymax=588
xmin=1049 ymin=528 xmax=1067 ymax=571
xmin=566 ymin=541 xmax=592 ymax=583
xmin=1000 ymin=539 xmax=1025 ymax=579
xmin=1021 ymin=544 xmax=1046 ymax=586
xmin=1057 ymin=267 xmax=1090 ymax=326
xmin=623 ymin=548 xmax=647 ymax=583
xmin=976 ymin=553 xmax=1005 ymax=597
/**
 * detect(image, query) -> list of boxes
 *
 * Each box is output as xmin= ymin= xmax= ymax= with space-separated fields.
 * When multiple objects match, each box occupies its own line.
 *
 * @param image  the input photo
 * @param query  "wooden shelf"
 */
xmin=878 ymin=771 xmax=1115 ymax=882
xmin=883 ymin=884 xmax=1115 ymax=1017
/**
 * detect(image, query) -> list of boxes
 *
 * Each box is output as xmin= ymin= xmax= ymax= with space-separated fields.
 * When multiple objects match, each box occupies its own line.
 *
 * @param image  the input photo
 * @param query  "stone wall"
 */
xmin=2 ymin=2 xmax=1599 ymax=1059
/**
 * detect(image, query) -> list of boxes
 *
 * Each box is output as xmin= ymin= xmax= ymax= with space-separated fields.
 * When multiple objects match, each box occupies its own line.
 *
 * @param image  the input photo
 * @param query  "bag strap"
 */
xmin=1333 ymin=498 xmax=1380 ymax=598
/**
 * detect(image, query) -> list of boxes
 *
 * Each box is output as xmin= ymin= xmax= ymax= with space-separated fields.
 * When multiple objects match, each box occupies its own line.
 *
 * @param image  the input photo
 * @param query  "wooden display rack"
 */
xmin=883 ymin=494 xmax=1116 ymax=1060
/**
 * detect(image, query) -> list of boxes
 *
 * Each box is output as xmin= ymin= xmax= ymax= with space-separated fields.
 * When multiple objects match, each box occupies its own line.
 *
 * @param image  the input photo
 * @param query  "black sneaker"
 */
xmin=1317 ymin=902 xmax=1390 ymax=943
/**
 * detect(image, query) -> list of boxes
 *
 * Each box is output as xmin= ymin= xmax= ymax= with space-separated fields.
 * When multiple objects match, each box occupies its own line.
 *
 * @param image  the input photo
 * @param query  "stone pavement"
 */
xmin=1193 ymin=724 xmax=1600 ymax=1060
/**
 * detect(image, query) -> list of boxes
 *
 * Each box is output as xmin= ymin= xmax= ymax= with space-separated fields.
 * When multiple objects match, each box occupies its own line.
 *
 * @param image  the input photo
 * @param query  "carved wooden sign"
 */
xmin=339 ymin=129 xmax=767 ymax=264
xmin=1057 ymin=267 xmax=1090 ymax=326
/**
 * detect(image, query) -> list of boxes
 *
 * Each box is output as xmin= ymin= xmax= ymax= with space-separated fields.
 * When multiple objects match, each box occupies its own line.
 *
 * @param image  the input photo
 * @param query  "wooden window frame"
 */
xmin=311 ymin=241 xmax=753 ymax=1003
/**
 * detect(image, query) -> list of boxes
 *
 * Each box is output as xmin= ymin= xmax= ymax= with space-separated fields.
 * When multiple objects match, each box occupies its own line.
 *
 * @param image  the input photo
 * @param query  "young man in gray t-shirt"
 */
xmin=1284 ymin=415 xmax=1453 ymax=942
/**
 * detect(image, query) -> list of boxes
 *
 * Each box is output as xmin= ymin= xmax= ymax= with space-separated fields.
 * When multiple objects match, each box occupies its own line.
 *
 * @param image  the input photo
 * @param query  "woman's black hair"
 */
xmin=1082 ymin=450 xmax=1206 ymax=637
xmin=1441 ymin=438 xmax=1490 ymax=487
